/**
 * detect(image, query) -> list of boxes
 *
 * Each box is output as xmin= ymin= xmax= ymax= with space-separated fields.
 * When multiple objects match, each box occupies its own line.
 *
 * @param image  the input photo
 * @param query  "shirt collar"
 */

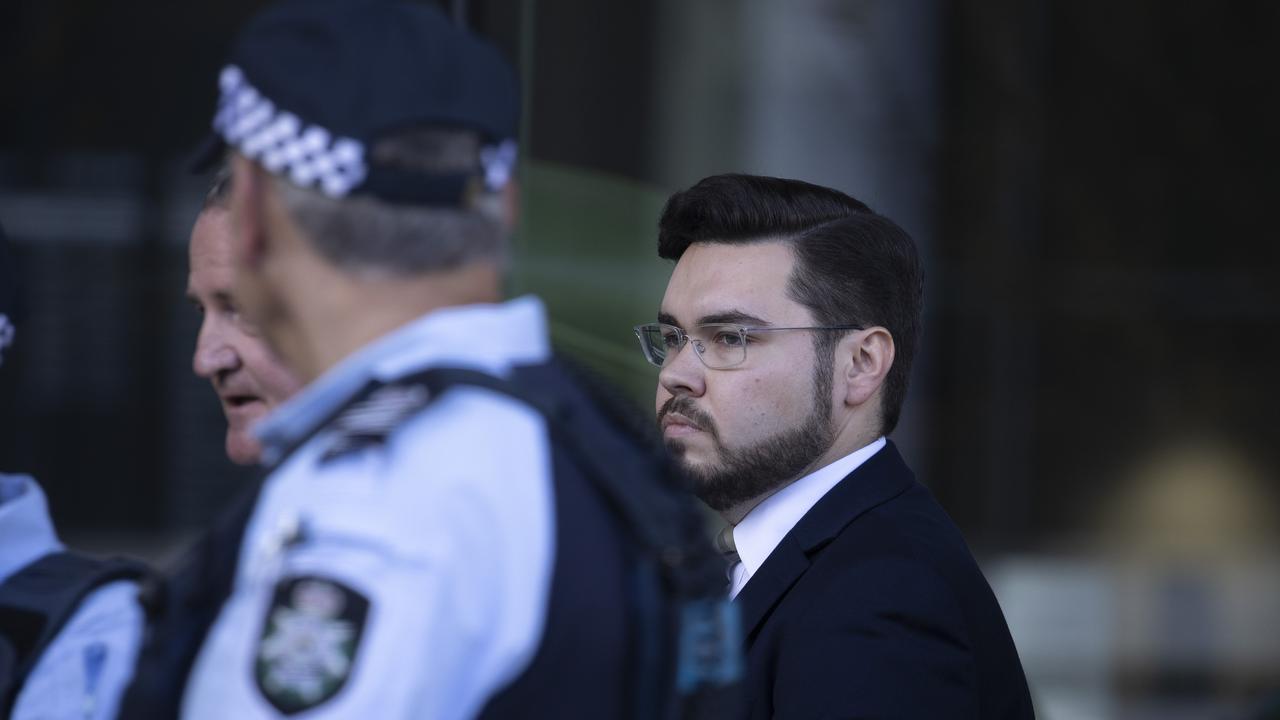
xmin=0 ymin=474 xmax=64 ymax=583
xmin=255 ymin=295 xmax=551 ymax=465
xmin=731 ymin=437 xmax=887 ymax=596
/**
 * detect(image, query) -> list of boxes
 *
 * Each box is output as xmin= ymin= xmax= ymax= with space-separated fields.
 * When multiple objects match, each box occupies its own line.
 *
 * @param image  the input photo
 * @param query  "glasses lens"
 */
xmin=636 ymin=324 xmax=679 ymax=367
xmin=693 ymin=324 xmax=747 ymax=369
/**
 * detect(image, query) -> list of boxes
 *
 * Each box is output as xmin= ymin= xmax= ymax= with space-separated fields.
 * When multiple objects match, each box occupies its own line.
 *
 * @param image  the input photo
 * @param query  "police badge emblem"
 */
xmin=254 ymin=576 xmax=370 ymax=714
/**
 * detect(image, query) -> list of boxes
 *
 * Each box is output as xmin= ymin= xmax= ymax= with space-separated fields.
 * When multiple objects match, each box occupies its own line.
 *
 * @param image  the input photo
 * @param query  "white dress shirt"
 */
xmin=183 ymin=296 xmax=556 ymax=720
xmin=0 ymin=474 xmax=144 ymax=720
xmin=729 ymin=437 xmax=887 ymax=599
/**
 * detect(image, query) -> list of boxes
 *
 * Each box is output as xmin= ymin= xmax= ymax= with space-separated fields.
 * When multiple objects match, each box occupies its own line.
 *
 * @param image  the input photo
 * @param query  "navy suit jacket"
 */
xmin=736 ymin=441 xmax=1035 ymax=719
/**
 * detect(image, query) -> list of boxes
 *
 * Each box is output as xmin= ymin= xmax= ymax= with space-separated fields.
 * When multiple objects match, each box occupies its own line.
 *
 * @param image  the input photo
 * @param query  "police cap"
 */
xmin=193 ymin=0 xmax=519 ymax=206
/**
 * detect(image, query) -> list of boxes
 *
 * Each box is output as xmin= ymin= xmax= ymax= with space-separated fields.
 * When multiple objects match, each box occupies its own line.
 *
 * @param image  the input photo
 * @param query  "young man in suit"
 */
xmin=636 ymin=174 xmax=1036 ymax=718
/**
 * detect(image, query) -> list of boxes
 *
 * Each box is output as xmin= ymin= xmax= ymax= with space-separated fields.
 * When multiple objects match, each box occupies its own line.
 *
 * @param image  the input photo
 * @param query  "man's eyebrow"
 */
xmin=657 ymin=311 xmax=679 ymax=326
xmin=697 ymin=310 xmax=770 ymax=327
xmin=187 ymin=289 xmax=237 ymax=309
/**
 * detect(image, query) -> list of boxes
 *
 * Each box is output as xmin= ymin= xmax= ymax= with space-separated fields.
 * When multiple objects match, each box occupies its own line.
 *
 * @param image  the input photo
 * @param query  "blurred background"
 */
xmin=2 ymin=1 xmax=1278 ymax=717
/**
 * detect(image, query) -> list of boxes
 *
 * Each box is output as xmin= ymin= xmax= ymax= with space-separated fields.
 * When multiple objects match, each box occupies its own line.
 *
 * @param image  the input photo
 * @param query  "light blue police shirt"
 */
xmin=0 ymin=474 xmax=144 ymax=720
xmin=183 ymin=296 xmax=557 ymax=719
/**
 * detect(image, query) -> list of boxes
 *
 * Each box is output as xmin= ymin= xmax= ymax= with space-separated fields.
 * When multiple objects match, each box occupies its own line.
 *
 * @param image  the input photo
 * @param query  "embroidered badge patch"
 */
xmin=254 ymin=576 xmax=370 ymax=715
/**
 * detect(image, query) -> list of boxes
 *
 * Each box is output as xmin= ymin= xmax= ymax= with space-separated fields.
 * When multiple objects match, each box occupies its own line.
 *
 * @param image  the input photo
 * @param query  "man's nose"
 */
xmin=193 ymin=320 xmax=241 ymax=379
xmin=657 ymin=338 xmax=706 ymax=398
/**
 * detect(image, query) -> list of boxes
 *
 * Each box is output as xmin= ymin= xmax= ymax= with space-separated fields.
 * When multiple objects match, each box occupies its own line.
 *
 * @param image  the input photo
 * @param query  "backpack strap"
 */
xmin=118 ymin=476 xmax=264 ymax=719
xmin=0 ymin=552 xmax=149 ymax=715
xmin=403 ymin=360 xmax=742 ymax=717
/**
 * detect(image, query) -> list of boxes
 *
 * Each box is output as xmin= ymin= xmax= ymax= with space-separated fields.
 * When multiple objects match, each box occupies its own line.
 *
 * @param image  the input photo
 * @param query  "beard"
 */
xmin=659 ymin=357 xmax=835 ymax=513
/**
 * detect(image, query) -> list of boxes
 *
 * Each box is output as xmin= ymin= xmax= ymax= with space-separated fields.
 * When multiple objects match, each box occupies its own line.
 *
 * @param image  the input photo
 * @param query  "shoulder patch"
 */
xmin=319 ymin=382 xmax=433 ymax=463
xmin=254 ymin=575 xmax=370 ymax=715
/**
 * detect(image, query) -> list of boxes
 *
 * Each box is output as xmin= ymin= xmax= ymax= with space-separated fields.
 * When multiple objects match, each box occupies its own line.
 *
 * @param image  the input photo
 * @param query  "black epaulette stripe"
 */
xmin=318 ymin=383 xmax=435 ymax=464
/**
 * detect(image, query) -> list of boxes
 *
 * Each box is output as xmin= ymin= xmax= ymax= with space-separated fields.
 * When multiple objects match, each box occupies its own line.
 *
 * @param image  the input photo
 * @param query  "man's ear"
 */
xmin=228 ymin=154 xmax=267 ymax=269
xmin=839 ymin=327 xmax=895 ymax=409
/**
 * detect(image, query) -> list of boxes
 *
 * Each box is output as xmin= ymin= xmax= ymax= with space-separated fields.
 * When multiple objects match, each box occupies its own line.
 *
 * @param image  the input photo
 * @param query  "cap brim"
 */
xmin=187 ymin=132 xmax=227 ymax=173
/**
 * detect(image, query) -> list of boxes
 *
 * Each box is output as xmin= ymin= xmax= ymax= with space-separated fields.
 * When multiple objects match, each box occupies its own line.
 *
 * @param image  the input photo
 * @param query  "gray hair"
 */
xmin=203 ymin=160 xmax=233 ymax=210
xmin=271 ymin=128 xmax=508 ymax=274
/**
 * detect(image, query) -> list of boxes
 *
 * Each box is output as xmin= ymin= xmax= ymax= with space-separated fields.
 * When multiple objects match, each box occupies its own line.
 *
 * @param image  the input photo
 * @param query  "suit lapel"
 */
xmin=735 ymin=533 xmax=809 ymax=643
xmin=734 ymin=441 xmax=916 ymax=642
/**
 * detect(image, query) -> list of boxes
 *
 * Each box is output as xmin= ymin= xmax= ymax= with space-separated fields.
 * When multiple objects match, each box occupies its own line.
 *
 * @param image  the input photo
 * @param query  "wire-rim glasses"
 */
xmin=632 ymin=322 xmax=864 ymax=370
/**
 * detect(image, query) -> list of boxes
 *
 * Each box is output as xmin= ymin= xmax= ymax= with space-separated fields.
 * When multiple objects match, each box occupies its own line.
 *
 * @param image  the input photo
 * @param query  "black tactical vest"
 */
xmin=121 ymin=357 xmax=741 ymax=719
xmin=0 ymin=552 xmax=149 ymax=716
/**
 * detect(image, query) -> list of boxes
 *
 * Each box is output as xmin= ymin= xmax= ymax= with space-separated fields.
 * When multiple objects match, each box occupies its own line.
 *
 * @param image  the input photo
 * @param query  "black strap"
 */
xmin=421 ymin=368 xmax=678 ymax=543
xmin=117 ymin=476 xmax=265 ymax=719
xmin=0 ymin=552 xmax=149 ymax=715
xmin=415 ymin=366 xmax=680 ymax=720
xmin=403 ymin=362 xmax=740 ymax=718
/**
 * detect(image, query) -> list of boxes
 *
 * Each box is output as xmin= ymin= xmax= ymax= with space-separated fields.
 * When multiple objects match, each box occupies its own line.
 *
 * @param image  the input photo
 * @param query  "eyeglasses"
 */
xmin=633 ymin=322 xmax=864 ymax=370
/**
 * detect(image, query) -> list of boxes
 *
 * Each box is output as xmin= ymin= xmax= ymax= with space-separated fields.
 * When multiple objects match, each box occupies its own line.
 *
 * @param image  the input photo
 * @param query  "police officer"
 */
xmin=124 ymin=1 xmax=736 ymax=718
xmin=188 ymin=166 xmax=302 ymax=465
xmin=1 ymin=167 xmax=304 ymax=719
xmin=0 ymin=222 xmax=147 ymax=720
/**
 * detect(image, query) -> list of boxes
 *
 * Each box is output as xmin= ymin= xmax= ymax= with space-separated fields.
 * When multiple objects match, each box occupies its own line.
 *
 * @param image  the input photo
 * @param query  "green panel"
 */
xmin=510 ymin=160 xmax=671 ymax=404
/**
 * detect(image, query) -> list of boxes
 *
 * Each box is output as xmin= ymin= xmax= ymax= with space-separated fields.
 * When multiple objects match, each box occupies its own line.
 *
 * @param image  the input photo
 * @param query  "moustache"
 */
xmin=658 ymin=395 xmax=718 ymax=439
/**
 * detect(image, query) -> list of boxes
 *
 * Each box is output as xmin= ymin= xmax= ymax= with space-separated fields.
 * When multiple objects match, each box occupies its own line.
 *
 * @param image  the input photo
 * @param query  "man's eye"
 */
xmin=660 ymin=330 xmax=683 ymax=349
xmin=712 ymin=331 xmax=746 ymax=347
xmin=232 ymin=311 xmax=263 ymax=337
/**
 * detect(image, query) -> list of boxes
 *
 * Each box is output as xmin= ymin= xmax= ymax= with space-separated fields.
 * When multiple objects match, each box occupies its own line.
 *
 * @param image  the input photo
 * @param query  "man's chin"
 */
xmin=666 ymin=442 xmax=713 ymax=477
xmin=668 ymin=453 xmax=732 ymax=511
xmin=226 ymin=430 xmax=264 ymax=466
xmin=663 ymin=432 xmax=716 ymax=459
